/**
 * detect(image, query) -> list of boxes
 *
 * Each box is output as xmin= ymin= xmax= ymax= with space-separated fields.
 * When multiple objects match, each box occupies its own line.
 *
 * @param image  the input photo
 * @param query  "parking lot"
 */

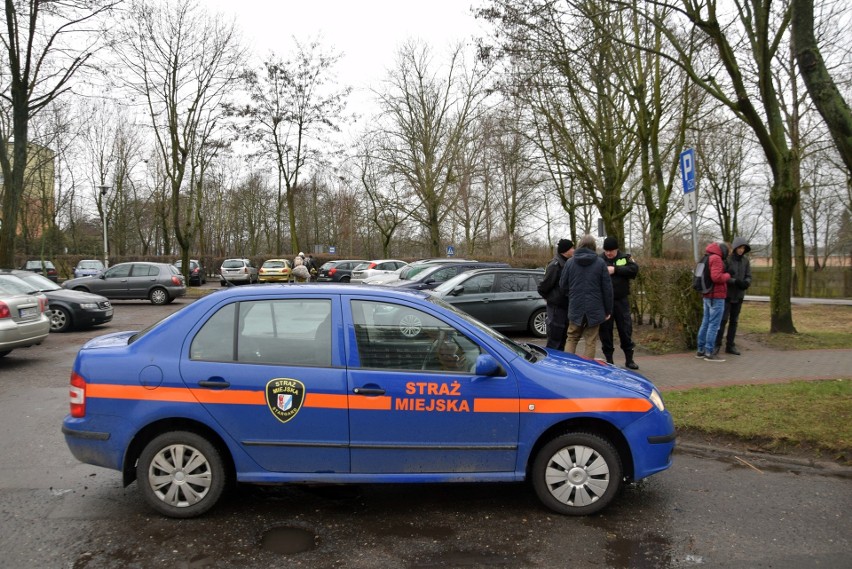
xmin=0 ymin=294 xmax=849 ymax=568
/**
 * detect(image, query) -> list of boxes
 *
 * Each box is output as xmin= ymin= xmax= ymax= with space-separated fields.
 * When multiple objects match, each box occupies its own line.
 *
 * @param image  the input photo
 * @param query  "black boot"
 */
xmin=604 ymin=353 xmax=614 ymax=365
xmin=625 ymin=351 xmax=639 ymax=370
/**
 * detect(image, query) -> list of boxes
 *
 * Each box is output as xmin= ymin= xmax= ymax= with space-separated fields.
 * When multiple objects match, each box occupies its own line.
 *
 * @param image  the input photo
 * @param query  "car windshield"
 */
xmin=397 ymin=264 xmax=434 ymax=280
xmin=78 ymin=261 xmax=102 ymax=269
xmin=353 ymin=263 xmax=370 ymax=271
xmin=27 ymin=260 xmax=54 ymax=269
xmin=0 ymin=274 xmax=38 ymax=295
xmin=15 ymin=272 xmax=60 ymax=291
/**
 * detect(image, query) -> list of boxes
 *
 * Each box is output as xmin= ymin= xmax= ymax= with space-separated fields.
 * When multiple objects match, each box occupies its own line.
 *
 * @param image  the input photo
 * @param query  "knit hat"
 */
xmin=603 ymin=236 xmax=619 ymax=251
xmin=557 ymin=239 xmax=574 ymax=254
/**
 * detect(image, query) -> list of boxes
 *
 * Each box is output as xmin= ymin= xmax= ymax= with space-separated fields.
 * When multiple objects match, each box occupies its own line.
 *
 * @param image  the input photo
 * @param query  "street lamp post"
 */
xmin=98 ymin=185 xmax=111 ymax=268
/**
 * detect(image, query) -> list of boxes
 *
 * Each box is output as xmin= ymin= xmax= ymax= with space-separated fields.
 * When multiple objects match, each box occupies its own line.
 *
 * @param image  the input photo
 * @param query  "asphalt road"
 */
xmin=0 ymin=295 xmax=849 ymax=568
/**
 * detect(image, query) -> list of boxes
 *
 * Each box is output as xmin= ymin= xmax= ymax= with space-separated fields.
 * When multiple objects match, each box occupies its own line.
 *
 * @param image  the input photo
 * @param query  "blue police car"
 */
xmin=62 ymin=284 xmax=675 ymax=518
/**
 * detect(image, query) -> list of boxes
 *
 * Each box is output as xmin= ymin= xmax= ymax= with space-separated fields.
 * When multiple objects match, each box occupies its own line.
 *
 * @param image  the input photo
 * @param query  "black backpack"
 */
xmin=692 ymin=254 xmax=713 ymax=294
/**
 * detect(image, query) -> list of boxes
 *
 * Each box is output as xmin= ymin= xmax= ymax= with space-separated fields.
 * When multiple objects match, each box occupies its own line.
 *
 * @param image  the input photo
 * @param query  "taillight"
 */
xmin=39 ymin=297 xmax=47 ymax=312
xmin=329 ymin=268 xmax=337 ymax=276
xmin=0 ymin=301 xmax=9 ymax=319
xmin=171 ymin=276 xmax=182 ymax=285
xmin=70 ymin=372 xmax=86 ymax=417
xmin=259 ymin=268 xmax=266 ymax=274
xmin=369 ymin=263 xmax=377 ymax=269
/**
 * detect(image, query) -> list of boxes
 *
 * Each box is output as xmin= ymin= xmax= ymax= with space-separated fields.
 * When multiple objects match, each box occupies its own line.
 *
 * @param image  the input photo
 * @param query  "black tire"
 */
xmin=529 ymin=308 xmax=547 ymax=338
xmin=149 ymin=287 xmax=169 ymax=305
xmin=48 ymin=305 xmax=72 ymax=332
xmin=137 ymin=431 xmax=226 ymax=518
xmin=532 ymin=432 xmax=623 ymax=516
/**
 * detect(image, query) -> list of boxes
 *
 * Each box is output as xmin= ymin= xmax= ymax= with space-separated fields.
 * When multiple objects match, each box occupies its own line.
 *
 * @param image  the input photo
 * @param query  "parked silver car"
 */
xmin=61 ymin=262 xmax=186 ymax=305
xmin=219 ymin=258 xmax=258 ymax=286
xmin=0 ymin=273 xmax=50 ymax=357
xmin=351 ymin=259 xmax=408 ymax=284
xmin=73 ymin=259 xmax=105 ymax=279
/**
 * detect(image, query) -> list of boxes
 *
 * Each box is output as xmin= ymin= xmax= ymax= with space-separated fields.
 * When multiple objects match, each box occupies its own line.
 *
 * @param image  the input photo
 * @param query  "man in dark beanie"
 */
xmin=537 ymin=238 xmax=574 ymax=350
xmin=600 ymin=236 xmax=640 ymax=369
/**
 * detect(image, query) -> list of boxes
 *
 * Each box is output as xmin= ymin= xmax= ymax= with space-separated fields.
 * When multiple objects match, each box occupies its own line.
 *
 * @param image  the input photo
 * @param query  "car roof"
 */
xmin=457 ymin=267 xmax=543 ymax=275
xmin=207 ymin=282 xmax=431 ymax=300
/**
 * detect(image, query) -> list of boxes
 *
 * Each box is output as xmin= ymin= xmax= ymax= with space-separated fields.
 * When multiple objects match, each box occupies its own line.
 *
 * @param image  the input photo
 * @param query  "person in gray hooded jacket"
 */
xmin=715 ymin=236 xmax=752 ymax=355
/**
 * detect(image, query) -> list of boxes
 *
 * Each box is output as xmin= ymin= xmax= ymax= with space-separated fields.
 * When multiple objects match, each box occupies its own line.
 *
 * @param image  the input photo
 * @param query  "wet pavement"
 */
xmin=0 ymin=292 xmax=850 ymax=568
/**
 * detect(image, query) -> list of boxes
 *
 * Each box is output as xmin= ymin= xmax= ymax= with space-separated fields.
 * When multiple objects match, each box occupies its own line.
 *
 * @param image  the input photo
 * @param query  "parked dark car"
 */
xmin=430 ymin=268 xmax=547 ymax=338
xmin=61 ymin=262 xmax=186 ymax=305
xmin=316 ymin=259 xmax=368 ymax=283
xmin=1 ymin=269 xmax=113 ymax=332
xmin=384 ymin=261 xmax=510 ymax=291
xmin=20 ymin=259 xmax=59 ymax=282
xmin=175 ymin=259 xmax=206 ymax=286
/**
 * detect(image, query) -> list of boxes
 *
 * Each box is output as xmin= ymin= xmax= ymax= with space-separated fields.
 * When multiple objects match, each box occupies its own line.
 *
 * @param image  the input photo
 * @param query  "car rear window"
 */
xmin=264 ymin=261 xmax=285 ymax=268
xmin=223 ymin=260 xmax=246 ymax=269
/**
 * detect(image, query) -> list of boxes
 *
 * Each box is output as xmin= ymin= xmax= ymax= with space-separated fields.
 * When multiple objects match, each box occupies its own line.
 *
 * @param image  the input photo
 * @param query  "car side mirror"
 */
xmin=451 ymin=285 xmax=464 ymax=296
xmin=474 ymin=354 xmax=502 ymax=376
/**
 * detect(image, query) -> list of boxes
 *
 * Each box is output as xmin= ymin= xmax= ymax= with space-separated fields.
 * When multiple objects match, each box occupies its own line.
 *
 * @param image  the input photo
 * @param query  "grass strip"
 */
xmin=665 ymin=379 xmax=851 ymax=464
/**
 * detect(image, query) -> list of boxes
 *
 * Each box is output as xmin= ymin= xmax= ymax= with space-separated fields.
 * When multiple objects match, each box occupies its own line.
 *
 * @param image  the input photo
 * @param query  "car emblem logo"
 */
xmin=265 ymin=379 xmax=306 ymax=423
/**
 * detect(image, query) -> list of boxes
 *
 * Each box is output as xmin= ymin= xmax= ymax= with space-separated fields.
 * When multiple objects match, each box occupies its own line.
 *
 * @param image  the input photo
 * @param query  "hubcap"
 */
xmin=148 ymin=444 xmax=212 ymax=508
xmin=544 ymin=445 xmax=610 ymax=508
xmin=398 ymin=314 xmax=423 ymax=338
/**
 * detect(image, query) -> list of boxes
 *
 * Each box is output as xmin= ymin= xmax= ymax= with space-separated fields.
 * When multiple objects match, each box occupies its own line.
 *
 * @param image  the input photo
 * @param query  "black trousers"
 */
xmin=545 ymin=303 xmax=568 ymax=350
xmin=715 ymin=299 xmax=743 ymax=349
xmin=599 ymin=296 xmax=634 ymax=357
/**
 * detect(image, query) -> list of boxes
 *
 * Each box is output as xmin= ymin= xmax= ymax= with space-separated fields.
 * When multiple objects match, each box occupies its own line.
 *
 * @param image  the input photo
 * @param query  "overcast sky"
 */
xmin=204 ymin=0 xmax=486 ymax=116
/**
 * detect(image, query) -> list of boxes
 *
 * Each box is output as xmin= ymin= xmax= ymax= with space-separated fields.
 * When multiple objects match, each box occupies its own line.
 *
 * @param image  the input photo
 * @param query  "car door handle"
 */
xmin=352 ymin=387 xmax=386 ymax=396
xmin=198 ymin=379 xmax=231 ymax=389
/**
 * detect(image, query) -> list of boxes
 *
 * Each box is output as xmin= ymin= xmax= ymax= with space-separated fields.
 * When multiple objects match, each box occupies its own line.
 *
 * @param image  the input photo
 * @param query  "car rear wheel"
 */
xmin=532 ymin=432 xmax=623 ymax=516
xmin=137 ymin=431 xmax=226 ymax=518
xmin=529 ymin=308 xmax=547 ymax=338
xmin=48 ymin=306 xmax=72 ymax=332
xmin=149 ymin=287 xmax=169 ymax=305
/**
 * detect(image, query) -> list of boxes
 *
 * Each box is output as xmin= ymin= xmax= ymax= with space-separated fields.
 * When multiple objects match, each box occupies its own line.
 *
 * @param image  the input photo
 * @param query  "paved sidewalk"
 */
xmin=607 ymin=336 xmax=852 ymax=391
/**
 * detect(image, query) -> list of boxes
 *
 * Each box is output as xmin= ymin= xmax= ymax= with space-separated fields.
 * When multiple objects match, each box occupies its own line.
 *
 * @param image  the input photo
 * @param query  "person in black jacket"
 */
xmin=537 ymin=239 xmax=574 ymax=350
xmin=599 ymin=237 xmax=640 ymax=369
xmin=714 ymin=236 xmax=752 ymax=355
xmin=559 ymin=234 xmax=612 ymax=359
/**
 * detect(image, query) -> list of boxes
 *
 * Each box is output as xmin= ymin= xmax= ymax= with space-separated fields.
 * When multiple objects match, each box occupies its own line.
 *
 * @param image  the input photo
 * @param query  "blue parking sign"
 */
xmin=679 ymin=148 xmax=697 ymax=213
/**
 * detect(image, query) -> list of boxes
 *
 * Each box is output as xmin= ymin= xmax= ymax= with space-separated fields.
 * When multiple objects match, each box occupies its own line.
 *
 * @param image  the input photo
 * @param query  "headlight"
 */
xmin=648 ymin=389 xmax=665 ymax=411
xmin=79 ymin=303 xmax=99 ymax=309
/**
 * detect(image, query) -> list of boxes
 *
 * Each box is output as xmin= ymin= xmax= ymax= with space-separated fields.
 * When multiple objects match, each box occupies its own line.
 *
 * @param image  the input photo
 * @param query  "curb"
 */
xmin=675 ymin=440 xmax=852 ymax=478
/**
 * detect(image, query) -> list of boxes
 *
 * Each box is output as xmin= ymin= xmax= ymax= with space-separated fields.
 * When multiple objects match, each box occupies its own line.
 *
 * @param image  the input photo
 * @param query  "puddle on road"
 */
xmin=260 ymin=526 xmax=318 ymax=555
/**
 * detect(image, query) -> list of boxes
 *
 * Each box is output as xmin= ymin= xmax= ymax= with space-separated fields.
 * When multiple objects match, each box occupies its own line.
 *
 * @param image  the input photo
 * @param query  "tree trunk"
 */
xmin=769 ymin=176 xmax=798 ymax=333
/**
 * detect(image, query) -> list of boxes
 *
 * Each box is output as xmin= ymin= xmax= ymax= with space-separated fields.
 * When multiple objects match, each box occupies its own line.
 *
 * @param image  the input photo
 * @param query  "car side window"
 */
xmin=104 ymin=265 xmax=131 ymax=279
xmin=497 ymin=273 xmax=528 ymax=293
xmin=460 ymin=274 xmax=495 ymax=294
xmin=429 ymin=266 xmax=460 ymax=283
xmin=350 ymin=300 xmax=480 ymax=373
xmin=132 ymin=265 xmax=159 ymax=277
xmin=190 ymin=304 xmax=237 ymax=361
xmin=237 ymin=299 xmax=332 ymax=366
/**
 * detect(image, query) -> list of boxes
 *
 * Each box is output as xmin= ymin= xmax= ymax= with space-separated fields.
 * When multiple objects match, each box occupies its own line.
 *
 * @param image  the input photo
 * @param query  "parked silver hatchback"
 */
xmin=219 ymin=258 xmax=258 ymax=286
xmin=61 ymin=262 xmax=186 ymax=305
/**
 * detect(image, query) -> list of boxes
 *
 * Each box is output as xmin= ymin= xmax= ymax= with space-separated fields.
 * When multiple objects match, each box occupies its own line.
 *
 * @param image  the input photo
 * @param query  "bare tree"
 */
xmin=376 ymin=41 xmax=488 ymax=257
xmin=0 ymin=0 xmax=117 ymax=265
xmin=792 ymin=0 xmax=852 ymax=173
xmin=116 ymin=0 xmax=243 ymax=278
xmin=239 ymin=40 xmax=350 ymax=255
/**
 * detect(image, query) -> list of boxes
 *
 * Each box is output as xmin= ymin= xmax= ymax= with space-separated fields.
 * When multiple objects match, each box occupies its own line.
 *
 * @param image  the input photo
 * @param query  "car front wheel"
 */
xmin=149 ymin=287 xmax=169 ymax=305
xmin=529 ymin=308 xmax=547 ymax=338
xmin=137 ymin=431 xmax=226 ymax=518
xmin=532 ymin=432 xmax=623 ymax=516
xmin=48 ymin=306 xmax=72 ymax=332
